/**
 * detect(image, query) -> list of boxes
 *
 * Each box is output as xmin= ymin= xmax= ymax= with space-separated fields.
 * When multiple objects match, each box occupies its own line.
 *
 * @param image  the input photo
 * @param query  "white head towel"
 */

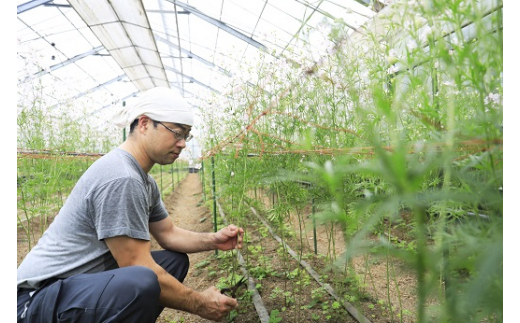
xmin=112 ymin=87 xmax=194 ymax=128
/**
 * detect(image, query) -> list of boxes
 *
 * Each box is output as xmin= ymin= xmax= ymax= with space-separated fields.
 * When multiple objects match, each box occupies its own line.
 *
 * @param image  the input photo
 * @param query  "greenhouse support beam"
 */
xmin=165 ymin=66 xmax=222 ymax=95
xmin=30 ymin=46 xmax=104 ymax=80
xmin=160 ymin=165 xmax=164 ymax=194
xmin=155 ymin=34 xmax=232 ymax=77
xmin=174 ymin=164 xmax=175 ymax=192
xmin=166 ymin=0 xmax=267 ymax=51
xmin=169 ymin=82 xmax=198 ymax=98
xmin=293 ymin=0 xmax=366 ymax=29
xmin=353 ymin=0 xmax=371 ymax=6
xmin=84 ymin=91 xmax=139 ymax=119
xmin=147 ymin=9 xmax=190 ymax=15
xmin=49 ymin=74 xmax=127 ymax=112
xmin=211 ymin=156 xmax=218 ymax=255
xmin=176 ymin=163 xmax=180 ymax=185
xmin=312 ymin=197 xmax=317 ymax=255
xmin=122 ymin=101 xmax=127 ymax=142
xmin=17 ymin=0 xmax=53 ymax=14
xmin=171 ymin=2 xmax=186 ymax=97
xmin=43 ymin=3 xmax=71 ymax=9
xmin=201 ymin=160 xmax=206 ymax=201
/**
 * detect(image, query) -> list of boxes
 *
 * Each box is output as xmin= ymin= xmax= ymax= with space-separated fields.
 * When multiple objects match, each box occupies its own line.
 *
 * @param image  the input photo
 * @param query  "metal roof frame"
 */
xmin=30 ymin=45 xmax=104 ymax=80
xmin=67 ymin=0 xmax=169 ymax=91
xmin=167 ymin=0 xmax=268 ymax=51
xmin=17 ymin=0 xmax=53 ymax=14
xmin=17 ymin=0 xmax=377 ymax=118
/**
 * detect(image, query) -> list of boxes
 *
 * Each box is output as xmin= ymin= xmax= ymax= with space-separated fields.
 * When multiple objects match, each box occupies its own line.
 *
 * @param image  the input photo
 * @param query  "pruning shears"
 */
xmin=220 ymin=276 xmax=247 ymax=298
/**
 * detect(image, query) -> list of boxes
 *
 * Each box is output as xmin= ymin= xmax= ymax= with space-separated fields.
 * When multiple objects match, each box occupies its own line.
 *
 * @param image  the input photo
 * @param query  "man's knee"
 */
xmin=120 ymin=266 xmax=161 ymax=300
xmin=152 ymin=250 xmax=190 ymax=282
xmin=55 ymin=267 xmax=162 ymax=323
xmin=174 ymin=251 xmax=190 ymax=281
xmin=179 ymin=252 xmax=190 ymax=270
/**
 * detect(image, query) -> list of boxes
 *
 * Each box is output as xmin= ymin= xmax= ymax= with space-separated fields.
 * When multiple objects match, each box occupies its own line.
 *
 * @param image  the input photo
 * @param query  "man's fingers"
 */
xmin=223 ymin=295 xmax=238 ymax=310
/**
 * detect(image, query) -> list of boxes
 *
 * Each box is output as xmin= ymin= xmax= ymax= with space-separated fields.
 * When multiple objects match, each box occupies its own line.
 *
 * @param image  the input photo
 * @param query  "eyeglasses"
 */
xmin=155 ymin=121 xmax=193 ymax=142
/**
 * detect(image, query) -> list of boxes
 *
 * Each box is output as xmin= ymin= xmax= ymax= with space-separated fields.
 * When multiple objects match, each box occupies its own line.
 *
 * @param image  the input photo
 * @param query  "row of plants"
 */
xmin=200 ymin=198 xmax=365 ymax=323
xmin=202 ymin=154 xmax=417 ymax=322
xmin=198 ymin=0 xmax=503 ymax=322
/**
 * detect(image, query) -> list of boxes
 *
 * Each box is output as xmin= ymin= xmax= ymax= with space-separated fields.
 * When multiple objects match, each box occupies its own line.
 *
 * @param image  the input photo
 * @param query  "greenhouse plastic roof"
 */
xmin=17 ymin=0 xmax=384 ymax=119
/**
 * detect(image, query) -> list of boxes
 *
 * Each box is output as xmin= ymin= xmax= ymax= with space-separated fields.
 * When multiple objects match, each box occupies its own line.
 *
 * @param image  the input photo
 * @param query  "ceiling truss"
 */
xmin=17 ymin=0 xmax=377 ymax=115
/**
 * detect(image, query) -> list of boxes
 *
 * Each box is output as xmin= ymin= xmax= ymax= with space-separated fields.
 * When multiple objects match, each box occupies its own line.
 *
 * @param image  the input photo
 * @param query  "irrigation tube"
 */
xmin=216 ymin=202 xmax=270 ymax=323
xmin=249 ymin=206 xmax=372 ymax=323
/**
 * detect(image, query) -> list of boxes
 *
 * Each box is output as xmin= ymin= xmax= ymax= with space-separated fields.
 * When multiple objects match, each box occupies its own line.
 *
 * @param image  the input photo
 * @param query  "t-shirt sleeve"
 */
xmin=149 ymin=178 xmax=169 ymax=222
xmin=90 ymin=177 xmax=152 ymax=241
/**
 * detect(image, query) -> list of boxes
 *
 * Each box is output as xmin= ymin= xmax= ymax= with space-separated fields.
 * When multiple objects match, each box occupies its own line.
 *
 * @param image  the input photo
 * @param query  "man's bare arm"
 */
xmin=150 ymin=217 xmax=244 ymax=253
xmin=149 ymin=217 xmax=215 ymax=253
xmin=105 ymin=235 xmax=237 ymax=320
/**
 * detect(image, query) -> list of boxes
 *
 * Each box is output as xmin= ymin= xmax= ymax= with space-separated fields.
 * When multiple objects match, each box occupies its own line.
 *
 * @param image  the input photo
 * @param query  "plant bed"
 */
xmin=218 ymin=204 xmax=360 ymax=323
xmin=246 ymin=203 xmax=415 ymax=323
xmin=18 ymin=173 xmax=500 ymax=322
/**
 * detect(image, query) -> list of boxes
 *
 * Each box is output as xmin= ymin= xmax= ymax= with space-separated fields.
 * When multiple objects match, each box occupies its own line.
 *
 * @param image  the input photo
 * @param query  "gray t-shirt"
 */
xmin=17 ymin=148 xmax=169 ymax=290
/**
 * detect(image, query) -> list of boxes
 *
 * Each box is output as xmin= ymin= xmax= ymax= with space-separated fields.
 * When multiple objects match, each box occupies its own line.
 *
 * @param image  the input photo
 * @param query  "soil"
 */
xmin=155 ymin=174 xmax=419 ymax=323
xmin=17 ymin=173 xmax=419 ymax=323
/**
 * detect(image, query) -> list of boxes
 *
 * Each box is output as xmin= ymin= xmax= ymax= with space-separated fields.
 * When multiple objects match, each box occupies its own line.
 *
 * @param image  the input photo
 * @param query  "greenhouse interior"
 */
xmin=16 ymin=0 xmax=508 ymax=322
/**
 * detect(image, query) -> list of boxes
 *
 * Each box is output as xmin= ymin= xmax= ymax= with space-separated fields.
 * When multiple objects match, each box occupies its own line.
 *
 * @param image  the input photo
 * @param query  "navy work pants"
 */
xmin=17 ymin=250 xmax=190 ymax=323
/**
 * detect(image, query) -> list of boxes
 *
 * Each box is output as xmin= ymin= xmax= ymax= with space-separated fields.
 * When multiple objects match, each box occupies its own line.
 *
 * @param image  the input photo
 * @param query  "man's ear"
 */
xmin=137 ymin=115 xmax=151 ymax=131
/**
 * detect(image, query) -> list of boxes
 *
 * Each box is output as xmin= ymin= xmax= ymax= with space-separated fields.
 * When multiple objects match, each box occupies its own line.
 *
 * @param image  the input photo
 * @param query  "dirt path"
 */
xmin=155 ymin=173 xmax=222 ymax=323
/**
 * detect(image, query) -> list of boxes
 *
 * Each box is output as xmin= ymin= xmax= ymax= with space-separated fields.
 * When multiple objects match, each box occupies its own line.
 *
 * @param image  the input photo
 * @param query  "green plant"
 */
xmin=199 ymin=1 xmax=503 ymax=322
xmin=268 ymin=309 xmax=283 ymax=323
xmin=283 ymin=291 xmax=295 ymax=306
xmin=226 ymin=310 xmax=238 ymax=322
xmin=269 ymin=286 xmax=283 ymax=300
xmin=194 ymin=260 xmax=211 ymax=269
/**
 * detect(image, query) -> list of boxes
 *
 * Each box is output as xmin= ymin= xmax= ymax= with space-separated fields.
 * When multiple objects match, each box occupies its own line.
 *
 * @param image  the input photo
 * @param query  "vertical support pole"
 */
xmin=122 ymin=101 xmax=126 ymax=142
xmin=312 ymin=196 xmax=317 ymax=255
xmin=201 ymin=160 xmax=206 ymax=201
xmin=211 ymin=156 xmax=218 ymax=256
xmin=443 ymin=226 xmax=450 ymax=295
xmin=432 ymin=65 xmax=439 ymax=110
xmin=171 ymin=164 xmax=175 ymax=192
xmin=160 ymin=165 xmax=163 ymax=194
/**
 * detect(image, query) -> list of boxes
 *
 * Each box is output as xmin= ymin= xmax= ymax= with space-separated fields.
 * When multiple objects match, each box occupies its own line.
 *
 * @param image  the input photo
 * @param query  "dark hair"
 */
xmin=129 ymin=119 xmax=139 ymax=134
xmin=129 ymin=118 xmax=159 ymax=134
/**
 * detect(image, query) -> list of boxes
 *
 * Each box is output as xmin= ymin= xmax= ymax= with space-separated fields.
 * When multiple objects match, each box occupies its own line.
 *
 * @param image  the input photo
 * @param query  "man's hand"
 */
xmin=213 ymin=224 xmax=244 ymax=251
xmin=197 ymin=286 xmax=239 ymax=321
